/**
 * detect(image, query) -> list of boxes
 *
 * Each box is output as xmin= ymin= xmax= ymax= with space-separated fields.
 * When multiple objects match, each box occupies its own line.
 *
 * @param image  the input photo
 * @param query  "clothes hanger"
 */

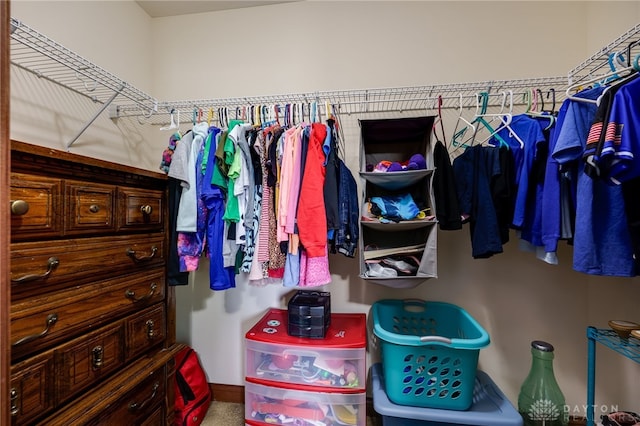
xmin=477 ymin=90 xmax=524 ymax=149
xmin=565 ymin=49 xmax=637 ymax=104
xmin=432 ymin=95 xmax=447 ymax=145
xmin=469 ymin=92 xmax=511 ymax=148
xmin=525 ymin=88 xmax=555 ymax=130
xmin=450 ymin=93 xmax=477 ymax=152
xmin=469 ymin=91 xmax=497 ymax=144
xmin=191 ymin=107 xmax=203 ymax=125
xmin=160 ymin=108 xmax=180 ymax=131
xmin=590 ymin=51 xmax=640 ymax=106
xmin=545 ymin=88 xmax=557 ymax=115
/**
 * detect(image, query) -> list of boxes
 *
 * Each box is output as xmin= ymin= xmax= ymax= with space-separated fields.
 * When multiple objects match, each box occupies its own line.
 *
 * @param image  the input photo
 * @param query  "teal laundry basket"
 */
xmin=372 ymin=299 xmax=490 ymax=411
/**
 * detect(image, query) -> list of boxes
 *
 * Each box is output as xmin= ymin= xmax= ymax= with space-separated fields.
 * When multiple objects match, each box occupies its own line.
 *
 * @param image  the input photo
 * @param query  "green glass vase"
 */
xmin=518 ymin=341 xmax=568 ymax=426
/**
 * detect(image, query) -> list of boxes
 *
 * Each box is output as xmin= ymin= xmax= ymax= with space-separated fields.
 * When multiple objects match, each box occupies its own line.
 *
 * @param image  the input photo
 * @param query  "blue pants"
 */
xmin=204 ymin=195 xmax=235 ymax=290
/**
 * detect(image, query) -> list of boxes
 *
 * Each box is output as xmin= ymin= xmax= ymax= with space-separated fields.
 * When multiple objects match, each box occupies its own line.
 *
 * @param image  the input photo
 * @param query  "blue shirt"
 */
xmin=553 ymin=86 xmax=635 ymax=276
xmin=491 ymin=114 xmax=546 ymax=229
xmin=541 ymin=99 xmax=571 ymax=256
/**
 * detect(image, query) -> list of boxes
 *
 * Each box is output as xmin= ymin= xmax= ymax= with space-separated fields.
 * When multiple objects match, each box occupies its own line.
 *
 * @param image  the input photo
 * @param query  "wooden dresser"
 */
xmin=9 ymin=140 xmax=182 ymax=425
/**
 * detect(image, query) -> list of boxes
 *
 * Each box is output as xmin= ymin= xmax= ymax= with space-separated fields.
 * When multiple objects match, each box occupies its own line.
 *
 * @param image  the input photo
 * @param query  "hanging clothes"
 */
xmin=516 ymin=115 xmax=554 ymax=251
xmin=432 ymin=139 xmax=462 ymax=231
xmin=594 ymin=76 xmax=640 ymax=184
xmin=489 ymin=114 xmax=546 ymax=231
xmin=552 ymin=86 xmax=635 ymax=277
xmin=324 ymin=120 xmax=340 ymax=237
xmin=540 ymin=99 xmax=573 ymax=265
xmin=160 ymin=106 xmax=354 ymax=289
xmin=452 ymin=144 xmax=505 ymax=259
xmin=297 ymin=122 xmax=329 ymax=258
xmin=163 ymin=131 xmax=190 ymax=286
xmin=176 ymin=122 xmax=209 ymax=233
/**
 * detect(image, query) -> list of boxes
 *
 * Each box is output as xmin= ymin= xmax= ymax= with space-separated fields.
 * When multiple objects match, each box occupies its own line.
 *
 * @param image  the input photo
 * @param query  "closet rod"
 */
xmin=117 ymin=76 xmax=568 ymax=124
xmin=568 ymin=22 xmax=640 ymax=86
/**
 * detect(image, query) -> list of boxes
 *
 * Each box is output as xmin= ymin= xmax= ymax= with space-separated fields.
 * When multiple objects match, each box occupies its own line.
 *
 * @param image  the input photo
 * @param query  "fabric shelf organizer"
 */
xmin=358 ymin=116 xmax=439 ymax=288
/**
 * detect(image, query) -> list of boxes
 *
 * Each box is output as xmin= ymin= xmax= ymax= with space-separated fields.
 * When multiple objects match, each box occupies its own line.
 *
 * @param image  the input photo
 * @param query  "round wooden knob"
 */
xmin=10 ymin=200 xmax=29 ymax=216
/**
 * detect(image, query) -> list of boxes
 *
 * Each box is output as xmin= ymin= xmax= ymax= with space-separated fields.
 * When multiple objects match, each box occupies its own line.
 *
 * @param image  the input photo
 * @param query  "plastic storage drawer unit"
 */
xmin=245 ymin=308 xmax=366 ymax=391
xmin=245 ymin=379 xmax=366 ymax=426
xmin=371 ymin=363 xmax=522 ymax=426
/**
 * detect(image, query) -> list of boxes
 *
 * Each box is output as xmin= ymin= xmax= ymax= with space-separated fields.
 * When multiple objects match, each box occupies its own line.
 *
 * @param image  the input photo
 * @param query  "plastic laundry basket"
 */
xmin=372 ymin=299 xmax=490 ymax=411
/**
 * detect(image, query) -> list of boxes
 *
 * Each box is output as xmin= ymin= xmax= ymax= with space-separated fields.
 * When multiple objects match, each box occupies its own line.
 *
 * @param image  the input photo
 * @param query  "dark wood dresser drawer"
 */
xmin=10 ymin=173 xmax=63 ymax=241
xmin=11 ymin=233 xmax=165 ymax=299
xmin=118 ymin=187 xmax=165 ymax=232
xmin=140 ymin=405 xmax=164 ymax=426
xmin=34 ymin=347 xmax=182 ymax=426
xmin=126 ymin=304 xmax=166 ymax=361
xmin=90 ymin=366 xmax=166 ymax=426
xmin=10 ymin=349 xmax=54 ymax=426
xmin=64 ymin=180 xmax=116 ymax=235
xmin=11 ymin=270 xmax=165 ymax=361
xmin=54 ymin=321 xmax=126 ymax=405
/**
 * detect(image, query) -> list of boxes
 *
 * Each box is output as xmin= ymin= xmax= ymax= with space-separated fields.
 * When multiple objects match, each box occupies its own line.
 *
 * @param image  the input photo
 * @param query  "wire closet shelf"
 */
xmin=124 ymin=76 xmax=569 ymax=126
xmin=10 ymin=15 xmax=640 ymax=130
xmin=568 ymin=22 xmax=640 ymax=86
xmin=10 ymin=17 xmax=158 ymax=117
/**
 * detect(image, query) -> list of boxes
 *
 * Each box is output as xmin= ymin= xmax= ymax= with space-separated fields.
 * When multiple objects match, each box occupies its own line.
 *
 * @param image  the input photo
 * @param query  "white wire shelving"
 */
xmin=9 ymin=15 xmax=640 ymax=133
xmin=9 ymin=17 xmax=158 ymax=146
xmin=121 ymin=76 xmax=568 ymax=126
xmin=568 ymin=22 xmax=640 ymax=87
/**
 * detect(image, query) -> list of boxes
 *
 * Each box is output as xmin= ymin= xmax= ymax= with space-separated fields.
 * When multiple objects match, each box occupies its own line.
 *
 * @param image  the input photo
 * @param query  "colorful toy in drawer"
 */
xmin=255 ymin=353 xmax=359 ymax=388
xmin=245 ymin=309 xmax=367 ymax=391
xmin=287 ymin=290 xmax=331 ymax=338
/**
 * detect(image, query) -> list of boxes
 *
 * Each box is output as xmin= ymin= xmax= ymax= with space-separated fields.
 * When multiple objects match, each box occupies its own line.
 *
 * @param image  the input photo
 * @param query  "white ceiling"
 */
xmin=135 ymin=1 xmax=299 ymax=18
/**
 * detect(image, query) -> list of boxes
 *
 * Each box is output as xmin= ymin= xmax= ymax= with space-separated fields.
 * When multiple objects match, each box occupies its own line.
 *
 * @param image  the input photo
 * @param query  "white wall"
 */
xmin=9 ymin=0 xmax=640 ymax=419
xmin=10 ymin=0 xmax=162 ymax=169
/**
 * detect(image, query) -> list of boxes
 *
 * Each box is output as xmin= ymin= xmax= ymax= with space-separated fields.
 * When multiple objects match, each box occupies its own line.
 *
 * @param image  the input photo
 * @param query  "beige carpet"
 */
xmin=201 ymin=400 xmax=381 ymax=425
xmin=201 ymin=401 xmax=244 ymax=426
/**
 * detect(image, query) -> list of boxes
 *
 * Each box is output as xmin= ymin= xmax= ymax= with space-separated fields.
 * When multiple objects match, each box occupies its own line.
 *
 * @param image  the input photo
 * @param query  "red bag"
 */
xmin=174 ymin=346 xmax=212 ymax=426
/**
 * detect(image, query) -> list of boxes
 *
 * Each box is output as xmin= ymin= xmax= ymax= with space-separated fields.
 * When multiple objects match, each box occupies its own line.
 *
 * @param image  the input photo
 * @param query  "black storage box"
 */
xmin=287 ymin=290 xmax=331 ymax=339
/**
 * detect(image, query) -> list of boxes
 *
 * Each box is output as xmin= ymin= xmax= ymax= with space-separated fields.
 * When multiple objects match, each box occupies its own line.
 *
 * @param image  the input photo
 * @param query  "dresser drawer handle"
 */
xmin=92 ymin=345 xmax=104 ymax=369
xmin=10 ymin=388 xmax=19 ymax=416
xmin=125 ymin=282 xmax=157 ymax=302
xmin=11 ymin=257 xmax=59 ymax=284
xmin=140 ymin=205 xmax=152 ymax=215
xmin=10 ymin=199 xmax=29 ymax=216
xmin=128 ymin=382 xmax=159 ymax=413
xmin=12 ymin=313 xmax=58 ymax=347
xmin=126 ymin=246 xmax=158 ymax=262
xmin=89 ymin=204 xmax=100 ymax=213
xmin=146 ymin=319 xmax=156 ymax=339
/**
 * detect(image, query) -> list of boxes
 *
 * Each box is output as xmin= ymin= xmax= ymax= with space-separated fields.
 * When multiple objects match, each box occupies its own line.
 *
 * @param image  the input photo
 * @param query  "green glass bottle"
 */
xmin=518 ymin=341 xmax=568 ymax=426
